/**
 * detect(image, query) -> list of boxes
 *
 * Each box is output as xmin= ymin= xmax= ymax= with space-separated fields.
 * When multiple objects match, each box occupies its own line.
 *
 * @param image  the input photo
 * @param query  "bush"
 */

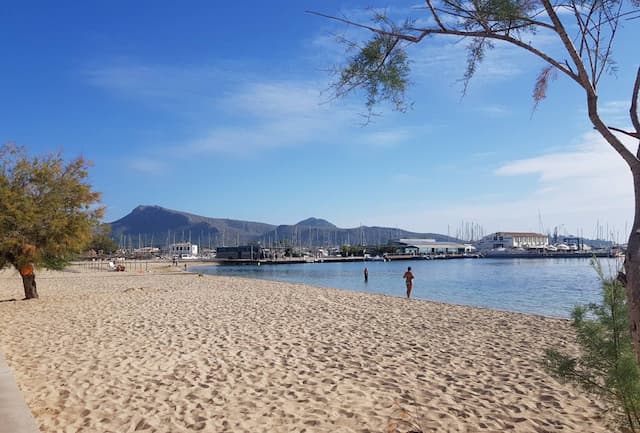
xmin=544 ymin=260 xmax=640 ymax=432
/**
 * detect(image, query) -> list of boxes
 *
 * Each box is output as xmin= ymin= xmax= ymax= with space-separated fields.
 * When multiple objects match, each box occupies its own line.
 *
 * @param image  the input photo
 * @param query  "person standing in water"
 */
xmin=364 ymin=267 xmax=369 ymax=283
xmin=403 ymin=266 xmax=415 ymax=299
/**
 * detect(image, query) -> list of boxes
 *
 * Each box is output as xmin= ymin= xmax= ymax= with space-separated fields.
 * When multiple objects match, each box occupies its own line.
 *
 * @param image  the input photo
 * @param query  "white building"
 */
xmin=398 ymin=239 xmax=474 ymax=254
xmin=475 ymin=232 xmax=549 ymax=251
xmin=168 ymin=242 xmax=198 ymax=257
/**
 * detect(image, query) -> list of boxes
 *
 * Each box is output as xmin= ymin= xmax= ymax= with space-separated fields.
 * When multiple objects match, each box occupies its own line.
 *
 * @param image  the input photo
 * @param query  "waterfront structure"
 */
xmin=168 ymin=242 xmax=198 ymax=257
xmin=216 ymin=245 xmax=263 ymax=260
xmin=133 ymin=247 xmax=161 ymax=257
xmin=398 ymin=239 xmax=473 ymax=254
xmin=475 ymin=232 xmax=549 ymax=251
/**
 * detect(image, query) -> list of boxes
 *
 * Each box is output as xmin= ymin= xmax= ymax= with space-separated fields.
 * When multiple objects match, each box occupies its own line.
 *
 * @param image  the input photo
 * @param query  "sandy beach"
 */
xmin=0 ymin=262 xmax=609 ymax=433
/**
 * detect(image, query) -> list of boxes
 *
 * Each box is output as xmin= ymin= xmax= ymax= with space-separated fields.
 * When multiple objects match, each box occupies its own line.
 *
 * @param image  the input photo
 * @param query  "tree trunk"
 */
xmin=21 ymin=273 xmax=38 ymax=300
xmin=626 ymin=170 xmax=640 ymax=364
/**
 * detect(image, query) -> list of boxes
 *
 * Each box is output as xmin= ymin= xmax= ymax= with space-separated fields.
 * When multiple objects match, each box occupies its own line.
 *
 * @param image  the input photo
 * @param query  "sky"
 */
xmin=1 ymin=1 xmax=638 ymax=242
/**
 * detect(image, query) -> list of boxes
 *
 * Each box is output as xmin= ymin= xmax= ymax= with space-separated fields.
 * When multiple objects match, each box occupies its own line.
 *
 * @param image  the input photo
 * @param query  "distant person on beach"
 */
xmin=364 ymin=267 xmax=368 ymax=283
xmin=403 ymin=266 xmax=414 ymax=299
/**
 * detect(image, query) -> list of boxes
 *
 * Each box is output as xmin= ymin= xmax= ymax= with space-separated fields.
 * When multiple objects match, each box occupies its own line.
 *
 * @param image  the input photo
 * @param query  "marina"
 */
xmin=195 ymin=256 xmax=622 ymax=319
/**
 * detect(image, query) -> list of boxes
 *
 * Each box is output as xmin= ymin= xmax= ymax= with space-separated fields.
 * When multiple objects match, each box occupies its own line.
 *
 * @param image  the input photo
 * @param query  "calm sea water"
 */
xmin=194 ymin=257 xmax=622 ymax=318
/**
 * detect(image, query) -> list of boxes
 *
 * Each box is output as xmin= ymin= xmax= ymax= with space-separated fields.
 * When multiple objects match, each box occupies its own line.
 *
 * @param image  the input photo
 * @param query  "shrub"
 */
xmin=544 ymin=260 xmax=640 ymax=432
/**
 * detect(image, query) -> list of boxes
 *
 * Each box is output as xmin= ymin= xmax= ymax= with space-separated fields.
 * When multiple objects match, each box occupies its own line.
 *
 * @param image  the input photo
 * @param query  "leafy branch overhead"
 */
xmin=309 ymin=0 xmax=639 ymax=114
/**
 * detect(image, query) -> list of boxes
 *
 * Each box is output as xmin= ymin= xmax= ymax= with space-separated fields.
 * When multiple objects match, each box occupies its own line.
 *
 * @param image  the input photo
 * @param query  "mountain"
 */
xmin=109 ymin=205 xmax=459 ymax=249
xmin=295 ymin=217 xmax=336 ymax=229
xmin=256 ymin=223 xmax=458 ymax=248
xmin=109 ymin=205 xmax=276 ymax=248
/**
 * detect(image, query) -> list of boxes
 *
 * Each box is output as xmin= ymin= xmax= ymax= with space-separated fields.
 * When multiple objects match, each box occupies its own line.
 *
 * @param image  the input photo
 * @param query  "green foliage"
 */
xmin=88 ymin=223 xmax=118 ymax=255
xmin=323 ymin=0 xmax=638 ymax=113
xmin=473 ymin=0 xmax=536 ymax=24
xmin=334 ymin=32 xmax=410 ymax=117
xmin=341 ymin=245 xmax=365 ymax=257
xmin=41 ymin=253 xmax=72 ymax=271
xmin=462 ymin=38 xmax=493 ymax=94
xmin=0 ymin=142 xmax=104 ymax=270
xmin=544 ymin=261 xmax=640 ymax=431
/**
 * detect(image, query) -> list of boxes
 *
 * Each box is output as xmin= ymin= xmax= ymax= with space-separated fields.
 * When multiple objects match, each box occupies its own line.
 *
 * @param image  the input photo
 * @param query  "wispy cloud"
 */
xmin=476 ymin=104 xmax=512 ymax=117
xmin=495 ymin=131 xmax=636 ymax=181
xmin=598 ymin=100 xmax=634 ymax=126
xmin=374 ymin=131 xmax=636 ymax=237
xmin=408 ymin=39 xmax=525 ymax=90
xmin=183 ymin=80 xmax=363 ymax=156
xmin=85 ymin=63 xmax=230 ymax=109
xmin=357 ymin=129 xmax=413 ymax=149
xmin=391 ymin=173 xmax=420 ymax=183
xmin=86 ymin=61 xmax=425 ymax=164
xmin=128 ymin=158 xmax=166 ymax=174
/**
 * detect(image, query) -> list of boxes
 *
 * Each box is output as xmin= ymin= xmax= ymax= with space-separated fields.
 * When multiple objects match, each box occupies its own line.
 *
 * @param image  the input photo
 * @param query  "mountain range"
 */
xmin=109 ymin=205 xmax=460 ymax=249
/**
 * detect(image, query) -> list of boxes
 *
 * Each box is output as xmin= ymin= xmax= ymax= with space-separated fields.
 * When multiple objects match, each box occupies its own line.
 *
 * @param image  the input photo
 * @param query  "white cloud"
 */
xmin=495 ymin=131 xmax=636 ymax=182
xmin=476 ymin=104 xmax=512 ymax=117
xmin=85 ymin=63 xmax=229 ymax=108
xmin=598 ymin=100 xmax=634 ymax=126
xmin=391 ymin=173 xmax=420 ymax=183
xmin=357 ymin=129 xmax=413 ymax=149
xmin=219 ymin=81 xmax=327 ymax=119
xmin=128 ymin=159 xmax=166 ymax=174
xmin=374 ymin=131 xmax=637 ymax=239
xmin=409 ymin=39 xmax=525 ymax=89
xmin=89 ymin=66 xmax=418 ymax=158
xmin=182 ymin=81 xmax=361 ymax=156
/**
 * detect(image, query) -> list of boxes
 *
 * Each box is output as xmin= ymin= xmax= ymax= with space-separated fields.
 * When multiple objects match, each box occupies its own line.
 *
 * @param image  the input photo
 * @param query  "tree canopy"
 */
xmin=0 ymin=142 xmax=104 ymax=271
xmin=87 ymin=223 xmax=118 ymax=256
xmin=312 ymin=0 xmax=639 ymax=134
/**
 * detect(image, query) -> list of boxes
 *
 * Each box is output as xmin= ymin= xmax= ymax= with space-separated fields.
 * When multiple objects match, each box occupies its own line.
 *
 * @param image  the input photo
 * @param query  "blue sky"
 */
xmin=2 ymin=1 xmax=638 ymax=242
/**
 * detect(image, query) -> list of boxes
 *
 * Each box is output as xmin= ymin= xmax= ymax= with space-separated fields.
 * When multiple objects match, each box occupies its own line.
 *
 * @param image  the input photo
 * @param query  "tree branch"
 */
xmin=607 ymin=126 xmax=640 ymax=139
xmin=425 ymin=0 xmax=446 ymax=31
xmin=307 ymin=11 xmax=581 ymax=85
xmin=631 ymin=67 xmax=640 ymax=151
xmin=539 ymin=0 xmax=640 ymax=169
xmin=541 ymin=0 xmax=593 ymax=90
xmin=594 ymin=1 xmax=621 ymax=86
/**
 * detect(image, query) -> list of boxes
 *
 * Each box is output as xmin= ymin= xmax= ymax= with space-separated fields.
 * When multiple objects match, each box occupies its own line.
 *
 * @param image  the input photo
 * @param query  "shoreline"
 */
xmin=0 ymin=265 xmax=609 ymax=432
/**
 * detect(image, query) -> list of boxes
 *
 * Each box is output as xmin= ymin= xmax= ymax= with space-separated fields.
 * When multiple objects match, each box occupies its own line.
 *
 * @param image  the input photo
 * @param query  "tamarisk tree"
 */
xmin=310 ymin=0 xmax=640 ymax=359
xmin=0 ymin=143 xmax=103 ymax=299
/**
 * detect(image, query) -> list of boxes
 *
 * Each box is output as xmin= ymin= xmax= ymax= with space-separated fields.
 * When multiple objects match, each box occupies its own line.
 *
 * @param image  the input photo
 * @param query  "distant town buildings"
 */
xmin=168 ymin=242 xmax=198 ymax=258
xmin=215 ymin=245 xmax=262 ymax=260
xmin=132 ymin=247 xmax=161 ymax=257
xmin=475 ymin=232 xmax=549 ymax=250
xmin=398 ymin=239 xmax=475 ymax=254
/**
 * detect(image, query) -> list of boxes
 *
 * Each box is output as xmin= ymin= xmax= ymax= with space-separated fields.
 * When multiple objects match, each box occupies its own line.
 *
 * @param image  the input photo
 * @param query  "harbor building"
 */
xmin=168 ymin=242 xmax=198 ymax=258
xmin=216 ymin=245 xmax=263 ymax=260
xmin=398 ymin=239 xmax=475 ymax=255
xmin=475 ymin=232 xmax=549 ymax=251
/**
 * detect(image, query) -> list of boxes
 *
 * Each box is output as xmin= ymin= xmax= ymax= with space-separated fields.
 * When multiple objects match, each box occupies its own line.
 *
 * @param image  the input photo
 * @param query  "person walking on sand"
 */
xmin=364 ymin=267 xmax=369 ymax=283
xmin=403 ymin=266 xmax=414 ymax=299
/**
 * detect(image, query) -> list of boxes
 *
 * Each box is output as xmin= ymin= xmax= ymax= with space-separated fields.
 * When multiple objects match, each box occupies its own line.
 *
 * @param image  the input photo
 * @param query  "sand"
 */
xmin=0 ymin=262 xmax=609 ymax=433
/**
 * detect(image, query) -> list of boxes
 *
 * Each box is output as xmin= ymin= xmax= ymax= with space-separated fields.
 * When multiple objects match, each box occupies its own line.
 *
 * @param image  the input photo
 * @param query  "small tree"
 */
xmin=0 ymin=143 xmax=103 ymax=299
xmin=545 ymin=262 xmax=640 ymax=432
xmin=88 ymin=223 xmax=118 ymax=256
xmin=310 ymin=0 xmax=640 ymax=361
